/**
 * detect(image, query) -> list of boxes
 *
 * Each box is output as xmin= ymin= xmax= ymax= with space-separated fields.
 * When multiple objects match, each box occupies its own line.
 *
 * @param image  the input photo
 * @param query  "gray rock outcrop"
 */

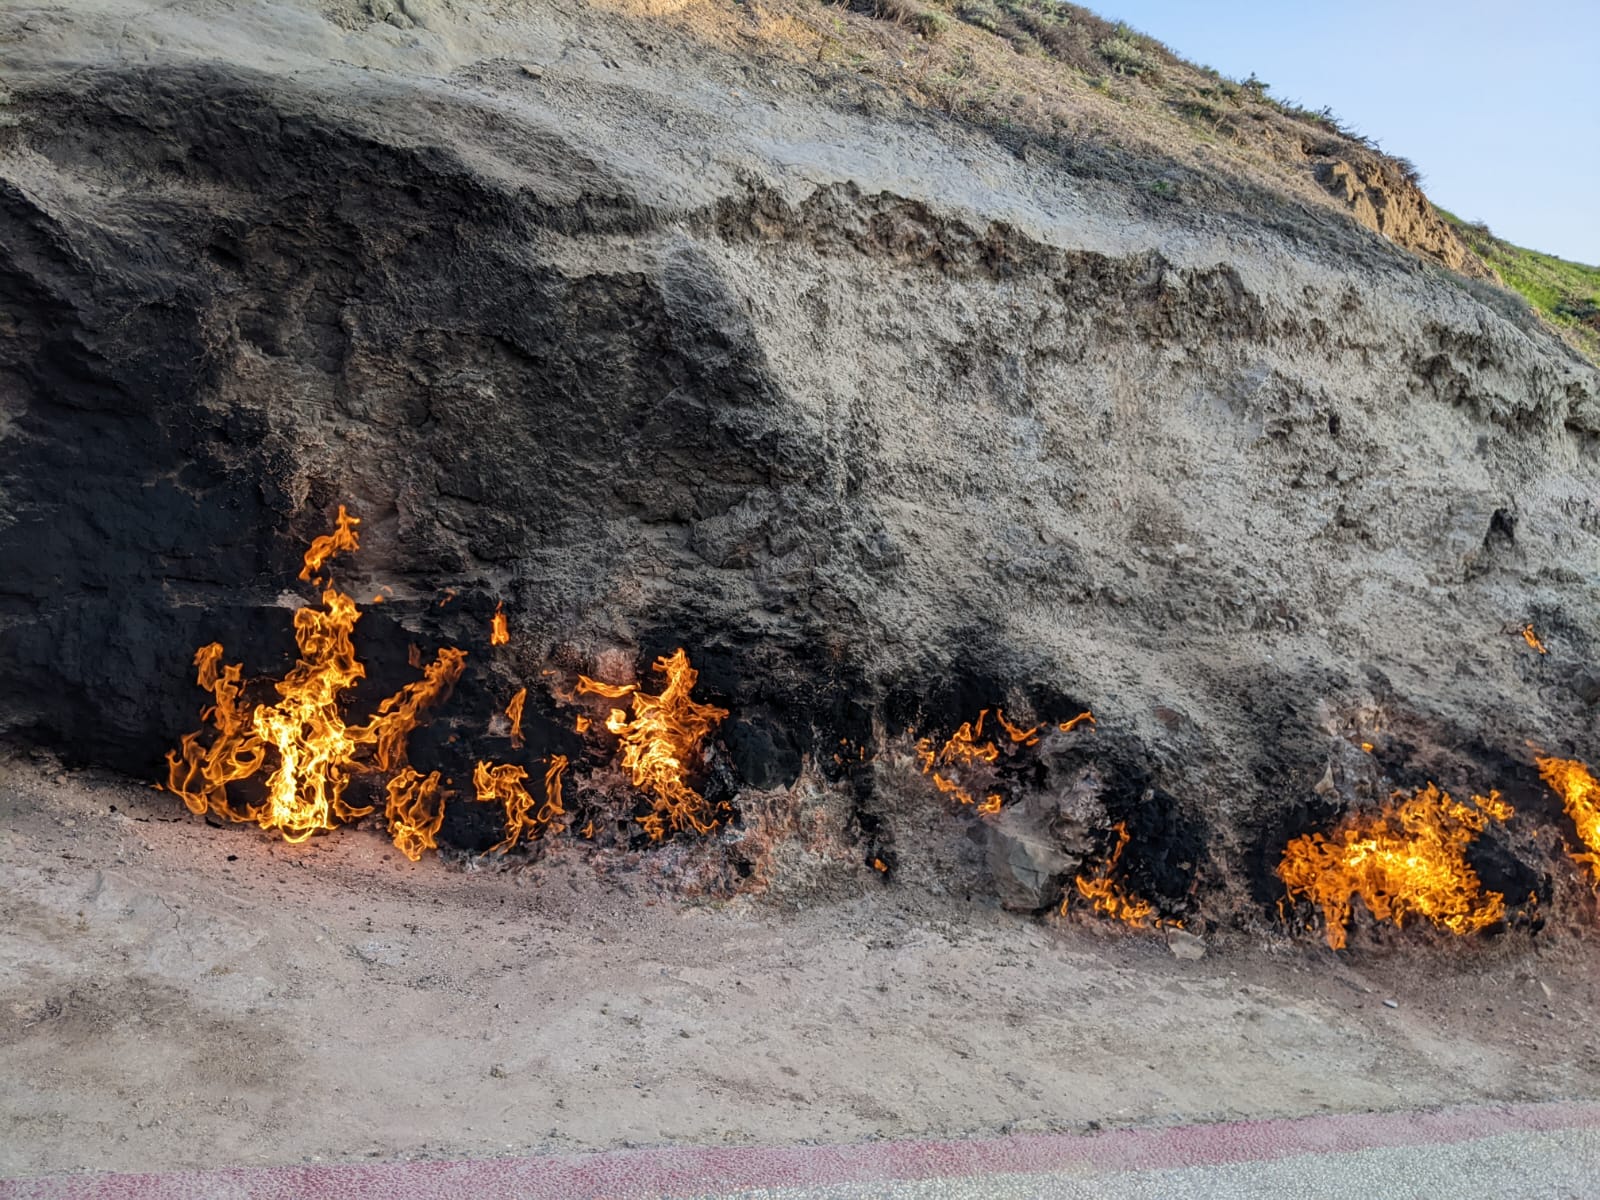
xmin=0 ymin=0 xmax=1595 ymax=915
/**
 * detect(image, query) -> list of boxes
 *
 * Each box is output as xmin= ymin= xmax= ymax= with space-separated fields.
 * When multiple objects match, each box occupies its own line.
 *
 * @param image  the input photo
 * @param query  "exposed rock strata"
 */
xmin=0 ymin=1 xmax=1596 ymax=924
xmin=1314 ymin=157 xmax=1492 ymax=279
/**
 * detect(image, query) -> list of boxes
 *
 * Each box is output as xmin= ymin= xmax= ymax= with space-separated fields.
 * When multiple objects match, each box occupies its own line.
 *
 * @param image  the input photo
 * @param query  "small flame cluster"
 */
xmin=916 ymin=710 xmax=1004 ymax=812
xmin=1065 ymin=822 xmax=1177 ymax=929
xmin=576 ymin=651 xmax=730 ymax=840
xmin=917 ymin=707 xmax=1169 ymax=929
xmin=915 ymin=708 xmax=1095 ymax=815
xmin=1278 ymin=783 xmax=1514 ymax=950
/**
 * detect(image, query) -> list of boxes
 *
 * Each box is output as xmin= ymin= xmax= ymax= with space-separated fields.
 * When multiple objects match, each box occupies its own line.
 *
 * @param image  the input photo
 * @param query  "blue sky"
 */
xmin=1089 ymin=0 xmax=1600 ymax=264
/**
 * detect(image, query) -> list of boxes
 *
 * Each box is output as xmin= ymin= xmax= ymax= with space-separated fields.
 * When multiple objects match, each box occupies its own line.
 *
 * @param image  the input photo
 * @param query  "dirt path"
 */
xmin=1 ymin=754 xmax=1596 ymax=1177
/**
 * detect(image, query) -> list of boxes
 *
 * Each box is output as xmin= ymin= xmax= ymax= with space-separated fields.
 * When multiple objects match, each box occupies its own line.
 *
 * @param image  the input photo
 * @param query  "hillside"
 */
xmin=579 ymin=0 xmax=1600 ymax=362
xmin=2 ymin=0 xmax=1600 ymax=1173
xmin=2 ymin=0 xmax=1597 ymax=916
xmin=554 ymin=0 xmax=1493 ymax=276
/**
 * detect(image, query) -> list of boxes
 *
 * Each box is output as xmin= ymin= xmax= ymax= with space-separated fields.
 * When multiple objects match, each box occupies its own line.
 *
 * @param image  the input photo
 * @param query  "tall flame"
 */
xmin=386 ymin=768 xmax=448 ymax=862
xmin=505 ymin=687 xmax=528 ymax=750
xmin=475 ymin=755 xmax=568 ymax=853
xmin=491 ymin=601 xmax=510 ymax=647
xmin=1534 ymin=755 xmax=1600 ymax=881
xmin=166 ymin=509 xmax=466 ymax=851
xmin=577 ymin=649 xmax=729 ymax=840
xmin=1277 ymin=783 xmax=1513 ymax=950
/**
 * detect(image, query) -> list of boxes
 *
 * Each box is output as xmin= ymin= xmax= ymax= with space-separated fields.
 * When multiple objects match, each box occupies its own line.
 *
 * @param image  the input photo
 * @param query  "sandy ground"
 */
xmin=2 ymin=753 xmax=1598 ymax=1179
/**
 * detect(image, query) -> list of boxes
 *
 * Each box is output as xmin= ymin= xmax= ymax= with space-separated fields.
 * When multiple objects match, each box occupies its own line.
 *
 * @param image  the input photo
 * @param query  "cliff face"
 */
xmin=1314 ymin=157 xmax=1492 ymax=279
xmin=1 ymin=1 xmax=1597 ymax=917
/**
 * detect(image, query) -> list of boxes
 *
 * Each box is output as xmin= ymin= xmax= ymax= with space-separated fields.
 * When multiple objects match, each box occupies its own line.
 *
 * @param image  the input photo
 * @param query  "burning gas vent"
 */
xmin=1278 ymin=784 xmax=1519 ymax=950
xmin=158 ymin=507 xmax=1600 ymax=951
xmin=165 ymin=506 xmax=467 ymax=846
xmin=576 ymin=651 xmax=730 ymax=840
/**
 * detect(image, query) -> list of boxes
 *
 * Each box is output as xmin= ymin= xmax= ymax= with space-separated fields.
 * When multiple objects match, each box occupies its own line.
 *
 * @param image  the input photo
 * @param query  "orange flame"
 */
xmin=475 ymin=755 xmax=567 ymax=854
xmin=491 ymin=602 xmax=510 ymax=647
xmin=385 ymin=768 xmax=448 ymax=861
xmin=916 ymin=711 xmax=1003 ymax=811
xmin=1534 ymin=755 xmax=1600 ymax=882
xmin=577 ymin=649 xmax=729 ymax=840
xmin=994 ymin=709 xmax=1041 ymax=746
xmin=1521 ymin=624 xmax=1548 ymax=655
xmin=349 ymin=645 xmax=469 ymax=773
xmin=575 ymin=714 xmax=592 ymax=734
xmin=931 ymin=711 xmax=1001 ymax=767
xmin=576 ymin=676 xmax=636 ymax=700
xmin=506 ymin=687 xmax=527 ymax=750
xmin=918 ymin=707 xmax=1097 ymax=815
xmin=544 ymin=755 xmax=568 ymax=826
xmin=871 ymin=857 xmax=888 ymax=873
xmin=166 ymin=509 xmax=466 ymax=850
xmin=1277 ymin=783 xmax=1512 ymax=950
xmin=298 ymin=504 xmax=360 ymax=584
xmin=1066 ymin=822 xmax=1169 ymax=928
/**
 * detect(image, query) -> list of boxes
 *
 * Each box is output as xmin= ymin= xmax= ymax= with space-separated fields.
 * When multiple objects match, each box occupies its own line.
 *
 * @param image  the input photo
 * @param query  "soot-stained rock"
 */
xmin=726 ymin=717 xmax=803 ymax=791
xmin=986 ymin=815 xmax=1077 ymax=912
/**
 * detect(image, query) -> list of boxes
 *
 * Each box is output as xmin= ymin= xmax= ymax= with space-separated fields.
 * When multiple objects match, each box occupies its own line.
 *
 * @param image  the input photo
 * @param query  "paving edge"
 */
xmin=5 ymin=1100 xmax=1600 ymax=1199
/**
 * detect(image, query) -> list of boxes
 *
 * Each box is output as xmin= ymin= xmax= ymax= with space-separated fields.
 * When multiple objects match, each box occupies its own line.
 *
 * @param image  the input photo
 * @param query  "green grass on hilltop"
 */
xmin=1441 ymin=211 xmax=1600 ymax=364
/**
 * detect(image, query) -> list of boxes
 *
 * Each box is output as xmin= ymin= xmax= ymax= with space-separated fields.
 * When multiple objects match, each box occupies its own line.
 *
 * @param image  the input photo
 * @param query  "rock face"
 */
xmin=1315 ymin=157 xmax=1492 ymax=279
xmin=988 ymin=818 xmax=1078 ymax=912
xmin=1 ymin=1 xmax=1597 ymax=917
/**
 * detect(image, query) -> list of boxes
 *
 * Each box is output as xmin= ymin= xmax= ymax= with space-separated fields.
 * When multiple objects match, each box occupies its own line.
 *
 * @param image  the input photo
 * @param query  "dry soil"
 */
xmin=3 ymin=754 xmax=1598 ymax=1177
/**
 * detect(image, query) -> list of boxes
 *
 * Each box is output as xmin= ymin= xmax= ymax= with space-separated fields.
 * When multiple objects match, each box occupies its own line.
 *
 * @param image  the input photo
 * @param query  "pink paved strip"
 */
xmin=5 ymin=1100 xmax=1599 ymax=1199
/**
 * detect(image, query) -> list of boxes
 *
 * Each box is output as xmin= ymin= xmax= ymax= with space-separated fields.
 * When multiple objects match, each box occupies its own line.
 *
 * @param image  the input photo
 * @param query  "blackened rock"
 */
xmin=1572 ymin=670 xmax=1600 ymax=708
xmin=726 ymin=718 xmax=801 ymax=791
